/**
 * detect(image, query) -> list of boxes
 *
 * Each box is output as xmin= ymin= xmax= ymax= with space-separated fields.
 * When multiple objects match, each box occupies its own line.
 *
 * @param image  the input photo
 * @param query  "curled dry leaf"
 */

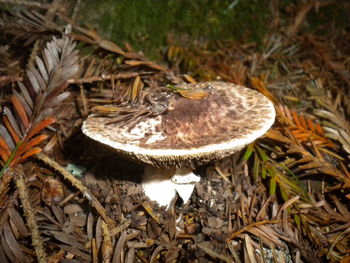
xmin=41 ymin=177 xmax=64 ymax=206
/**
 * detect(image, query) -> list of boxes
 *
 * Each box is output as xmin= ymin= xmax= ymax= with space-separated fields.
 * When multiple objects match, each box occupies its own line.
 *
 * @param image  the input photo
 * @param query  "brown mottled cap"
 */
xmin=82 ymin=81 xmax=275 ymax=167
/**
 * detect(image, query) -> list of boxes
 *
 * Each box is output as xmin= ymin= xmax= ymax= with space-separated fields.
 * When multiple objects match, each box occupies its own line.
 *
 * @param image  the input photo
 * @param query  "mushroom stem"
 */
xmin=142 ymin=165 xmax=201 ymax=208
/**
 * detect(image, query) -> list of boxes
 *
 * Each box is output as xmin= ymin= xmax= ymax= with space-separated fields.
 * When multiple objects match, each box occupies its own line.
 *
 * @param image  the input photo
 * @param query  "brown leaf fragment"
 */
xmin=95 ymin=217 xmax=102 ymax=250
xmin=87 ymin=213 xmax=94 ymax=240
xmin=35 ymin=56 xmax=49 ymax=82
xmin=3 ymin=116 xmax=21 ymax=145
xmin=4 ymin=221 xmax=28 ymax=262
xmin=48 ymin=230 xmax=86 ymax=251
xmin=92 ymin=238 xmax=98 ymax=263
xmin=1 ymin=234 xmax=16 ymax=263
xmin=246 ymin=227 xmax=281 ymax=247
xmin=29 ymin=66 xmax=46 ymax=94
xmin=177 ymin=89 xmax=209 ymax=100
xmin=17 ymin=80 xmax=33 ymax=107
xmin=265 ymin=129 xmax=290 ymax=143
xmin=20 ymin=147 xmax=42 ymax=162
xmin=8 ymin=207 xmax=29 ymax=237
xmin=150 ymin=245 xmax=165 ymax=263
xmin=112 ymin=230 xmax=127 ymax=263
xmin=27 ymin=118 xmax=56 ymax=140
xmin=130 ymin=75 xmax=143 ymax=103
xmin=125 ymin=246 xmax=135 ymax=263
xmin=227 ymin=219 xmax=282 ymax=241
xmin=27 ymin=70 xmax=40 ymax=93
xmin=244 ymin=234 xmax=257 ymax=263
xmin=96 ymin=39 xmax=126 ymax=56
xmin=197 ymin=242 xmax=234 ymax=263
xmin=125 ymin=59 xmax=166 ymax=71
xmin=0 ymin=244 xmax=10 ymax=263
xmin=330 ymin=195 xmax=350 ymax=219
xmin=110 ymin=219 xmax=132 ymax=237
xmin=47 ymin=249 xmax=65 ymax=263
xmin=3 ymin=107 xmax=22 ymax=140
xmin=19 ymin=135 xmax=48 ymax=156
xmin=0 ymin=135 xmax=11 ymax=157
xmin=0 ymin=124 xmax=15 ymax=150
xmin=63 ymin=203 xmax=83 ymax=215
xmin=11 ymin=95 xmax=29 ymax=129
xmin=51 ymin=205 xmax=65 ymax=225
xmin=183 ymin=74 xmax=196 ymax=84
xmin=56 ymin=244 xmax=91 ymax=261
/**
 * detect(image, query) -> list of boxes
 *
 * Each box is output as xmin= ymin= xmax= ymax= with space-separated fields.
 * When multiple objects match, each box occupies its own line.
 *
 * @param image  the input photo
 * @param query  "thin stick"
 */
xmin=36 ymin=152 xmax=116 ymax=228
xmin=13 ymin=167 xmax=47 ymax=263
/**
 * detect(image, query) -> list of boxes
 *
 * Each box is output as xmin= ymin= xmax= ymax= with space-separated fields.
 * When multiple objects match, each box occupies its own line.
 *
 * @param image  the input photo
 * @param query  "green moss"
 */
xmin=78 ymin=0 xmax=271 ymax=60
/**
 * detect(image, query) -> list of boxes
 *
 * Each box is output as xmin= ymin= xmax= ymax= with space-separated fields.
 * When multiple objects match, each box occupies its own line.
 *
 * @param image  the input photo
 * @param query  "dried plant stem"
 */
xmin=36 ymin=152 xmax=116 ymax=228
xmin=101 ymin=221 xmax=113 ymax=263
xmin=197 ymin=243 xmax=234 ymax=263
xmin=12 ymin=167 xmax=47 ymax=263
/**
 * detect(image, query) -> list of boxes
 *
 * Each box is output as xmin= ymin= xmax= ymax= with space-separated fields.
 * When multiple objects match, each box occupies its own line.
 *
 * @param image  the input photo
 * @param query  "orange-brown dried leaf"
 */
xmin=265 ymin=129 xmax=290 ymax=143
xmin=299 ymin=114 xmax=307 ymax=129
xmin=292 ymin=111 xmax=302 ymax=130
xmin=18 ymin=134 xmax=48 ymax=155
xmin=125 ymin=60 xmax=166 ymax=71
xmin=10 ymin=95 xmax=29 ymax=129
xmin=306 ymin=118 xmax=315 ymax=133
xmin=130 ymin=75 xmax=142 ymax=103
xmin=42 ymin=177 xmax=64 ymax=205
xmin=183 ymin=74 xmax=196 ymax=84
xmin=288 ymin=110 xmax=334 ymax=147
xmin=18 ymin=147 xmax=42 ymax=163
xmin=177 ymin=89 xmax=209 ymax=100
xmin=316 ymin=123 xmax=323 ymax=135
xmin=27 ymin=118 xmax=56 ymax=139
xmin=0 ymin=136 xmax=11 ymax=156
xmin=3 ymin=116 xmax=20 ymax=144
xmin=0 ymin=147 xmax=9 ymax=163
xmin=91 ymin=105 xmax=123 ymax=113
xmin=250 ymin=76 xmax=278 ymax=104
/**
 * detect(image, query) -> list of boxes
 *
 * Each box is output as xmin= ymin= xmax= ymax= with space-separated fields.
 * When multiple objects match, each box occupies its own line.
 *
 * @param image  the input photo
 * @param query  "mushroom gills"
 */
xmin=142 ymin=166 xmax=201 ymax=208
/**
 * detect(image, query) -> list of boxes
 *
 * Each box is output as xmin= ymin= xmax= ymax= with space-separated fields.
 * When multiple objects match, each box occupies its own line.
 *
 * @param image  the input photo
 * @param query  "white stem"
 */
xmin=142 ymin=166 xmax=201 ymax=208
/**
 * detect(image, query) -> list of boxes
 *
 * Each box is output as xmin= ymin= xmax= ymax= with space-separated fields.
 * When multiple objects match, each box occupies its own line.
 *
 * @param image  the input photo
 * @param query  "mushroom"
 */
xmin=82 ymin=81 xmax=275 ymax=207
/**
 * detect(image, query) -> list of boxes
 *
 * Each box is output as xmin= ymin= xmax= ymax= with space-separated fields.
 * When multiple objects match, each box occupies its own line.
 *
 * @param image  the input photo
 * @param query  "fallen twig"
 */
xmin=36 ymin=152 xmax=116 ymax=228
xmin=13 ymin=166 xmax=47 ymax=263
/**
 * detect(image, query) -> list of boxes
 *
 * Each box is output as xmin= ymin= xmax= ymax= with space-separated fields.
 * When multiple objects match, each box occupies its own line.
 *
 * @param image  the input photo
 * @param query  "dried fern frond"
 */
xmin=307 ymin=78 xmax=350 ymax=158
xmin=0 ymin=9 xmax=59 ymax=46
xmin=277 ymin=104 xmax=335 ymax=149
xmin=0 ymin=29 xmax=79 ymax=172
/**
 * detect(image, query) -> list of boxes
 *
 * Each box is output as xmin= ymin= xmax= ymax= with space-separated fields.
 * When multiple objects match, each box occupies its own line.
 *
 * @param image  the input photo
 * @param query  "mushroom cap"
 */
xmin=82 ymin=81 xmax=275 ymax=167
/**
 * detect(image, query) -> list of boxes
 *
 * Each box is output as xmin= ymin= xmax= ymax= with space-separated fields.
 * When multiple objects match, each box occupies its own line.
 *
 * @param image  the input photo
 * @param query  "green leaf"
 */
xmin=0 ymin=142 xmax=22 ymax=178
xmin=256 ymin=144 xmax=268 ymax=162
xmin=242 ymin=142 xmax=255 ymax=161
xmin=294 ymin=214 xmax=301 ymax=230
xmin=261 ymin=165 xmax=267 ymax=179
xmin=269 ymin=176 xmax=276 ymax=196
xmin=280 ymin=186 xmax=289 ymax=201
xmin=253 ymin=153 xmax=260 ymax=181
